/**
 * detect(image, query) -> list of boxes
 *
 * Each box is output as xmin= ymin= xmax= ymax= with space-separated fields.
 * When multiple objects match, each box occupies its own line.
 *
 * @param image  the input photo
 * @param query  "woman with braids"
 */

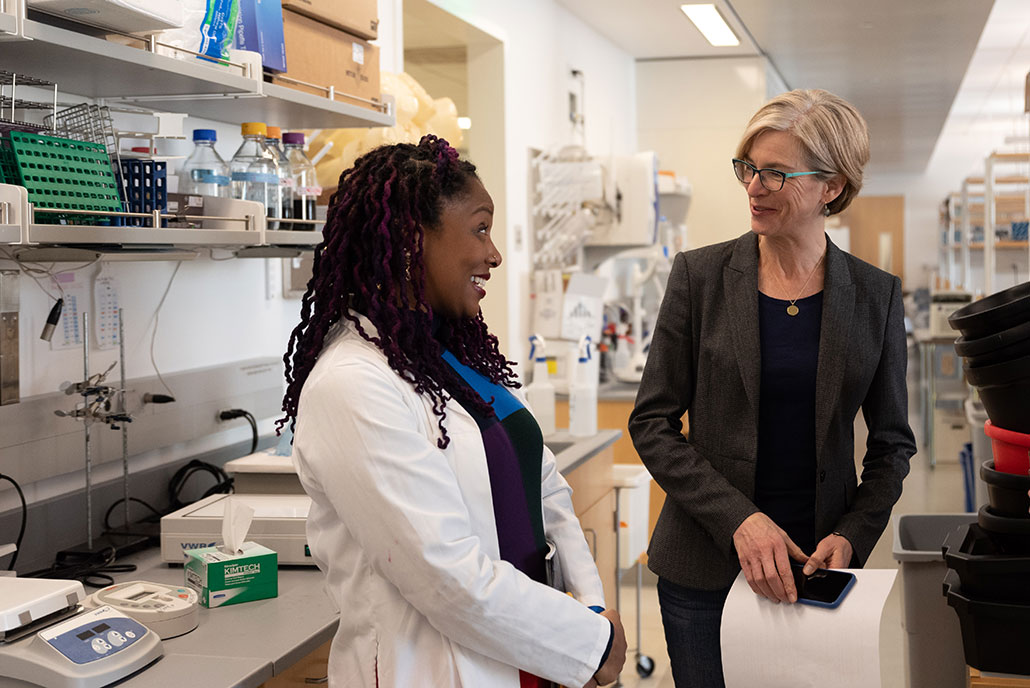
xmin=280 ymin=136 xmax=627 ymax=688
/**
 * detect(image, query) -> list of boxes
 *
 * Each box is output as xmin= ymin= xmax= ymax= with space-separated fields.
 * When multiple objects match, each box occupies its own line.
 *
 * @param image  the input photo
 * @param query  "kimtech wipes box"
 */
xmin=185 ymin=541 xmax=278 ymax=608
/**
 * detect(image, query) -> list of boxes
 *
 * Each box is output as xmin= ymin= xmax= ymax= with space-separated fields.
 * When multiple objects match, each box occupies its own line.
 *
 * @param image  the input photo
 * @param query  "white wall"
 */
xmin=417 ymin=0 xmax=639 ymax=364
xmin=636 ymin=57 xmax=777 ymax=250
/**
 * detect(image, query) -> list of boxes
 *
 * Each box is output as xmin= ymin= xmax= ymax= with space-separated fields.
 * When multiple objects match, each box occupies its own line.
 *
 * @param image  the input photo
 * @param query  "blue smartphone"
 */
xmin=790 ymin=563 xmax=856 ymax=609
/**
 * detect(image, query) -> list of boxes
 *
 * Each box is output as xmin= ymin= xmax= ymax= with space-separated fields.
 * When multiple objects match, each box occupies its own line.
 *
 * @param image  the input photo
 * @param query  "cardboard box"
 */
xmin=280 ymin=0 xmax=377 ymax=39
xmin=273 ymin=9 xmax=380 ymax=111
xmin=185 ymin=541 xmax=278 ymax=608
xmin=235 ymin=0 xmax=287 ymax=73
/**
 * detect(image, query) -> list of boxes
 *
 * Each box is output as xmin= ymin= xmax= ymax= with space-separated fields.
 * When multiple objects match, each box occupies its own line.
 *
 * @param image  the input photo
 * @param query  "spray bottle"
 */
xmin=524 ymin=334 xmax=556 ymax=436
xmin=568 ymin=335 xmax=598 ymax=437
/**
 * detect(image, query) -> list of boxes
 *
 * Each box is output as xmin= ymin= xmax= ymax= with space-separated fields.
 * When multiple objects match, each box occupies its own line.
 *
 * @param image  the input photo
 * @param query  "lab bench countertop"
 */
xmin=105 ymin=430 xmax=620 ymax=687
xmin=546 ymin=429 xmax=621 ymax=475
xmin=112 ymin=549 xmax=336 ymax=688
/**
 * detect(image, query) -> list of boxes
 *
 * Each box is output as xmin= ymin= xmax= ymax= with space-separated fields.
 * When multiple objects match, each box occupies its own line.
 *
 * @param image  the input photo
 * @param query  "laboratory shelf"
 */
xmin=25 ymin=224 xmax=258 ymax=248
xmin=951 ymin=241 xmax=1029 ymax=250
xmin=0 ymin=11 xmax=16 ymax=36
xmin=0 ymin=224 xmax=20 ymax=243
xmin=0 ymin=18 xmax=395 ymax=129
xmin=133 ymin=83 xmax=395 ymax=130
xmin=0 ymin=19 xmax=256 ymax=99
xmin=262 ymin=228 xmax=324 ymax=247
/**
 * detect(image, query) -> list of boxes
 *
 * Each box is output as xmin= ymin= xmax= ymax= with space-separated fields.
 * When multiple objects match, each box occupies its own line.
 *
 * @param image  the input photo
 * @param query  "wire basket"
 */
xmin=44 ymin=103 xmax=126 ymax=202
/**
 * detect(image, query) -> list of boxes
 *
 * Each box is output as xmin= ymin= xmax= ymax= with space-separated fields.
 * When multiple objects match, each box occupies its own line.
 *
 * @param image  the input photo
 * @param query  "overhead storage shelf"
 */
xmin=262 ymin=228 xmax=323 ymax=247
xmin=124 ymin=82 xmax=393 ymax=130
xmin=0 ymin=17 xmax=395 ymax=129
xmin=0 ymin=184 xmax=323 ymax=259
xmin=25 ymin=223 xmax=257 ymax=248
xmin=0 ymin=11 xmax=16 ymax=36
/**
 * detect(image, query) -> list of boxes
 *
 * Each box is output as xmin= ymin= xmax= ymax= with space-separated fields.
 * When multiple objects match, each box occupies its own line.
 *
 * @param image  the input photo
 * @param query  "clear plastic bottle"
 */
xmin=178 ymin=129 xmax=229 ymax=197
xmin=266 ymin=125 xmax=291 ymax=228
xmin=230 ymin=122 xmax=281 ymax=225
xmin=283 ymin=132 xmax=322 ymax=231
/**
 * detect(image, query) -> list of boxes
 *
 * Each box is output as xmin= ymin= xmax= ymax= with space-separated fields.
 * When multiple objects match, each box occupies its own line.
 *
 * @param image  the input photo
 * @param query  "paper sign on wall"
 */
xmin=560 ymin=273 xmax=608 ymax=342
xmin=532 ymin=269 xmax=564 ymax=340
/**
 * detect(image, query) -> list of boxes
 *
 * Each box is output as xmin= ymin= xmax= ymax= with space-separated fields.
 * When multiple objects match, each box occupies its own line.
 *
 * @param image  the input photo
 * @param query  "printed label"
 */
xmin=231 ymin=171 xmax=279 ymax=185
xmin=352 ymin=42 xmax=365 ymax=65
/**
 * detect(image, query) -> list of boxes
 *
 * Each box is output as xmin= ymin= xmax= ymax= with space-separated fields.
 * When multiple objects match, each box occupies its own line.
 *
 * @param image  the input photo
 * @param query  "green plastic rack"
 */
xmin=1 ymin=131 xmax=123 ymax=225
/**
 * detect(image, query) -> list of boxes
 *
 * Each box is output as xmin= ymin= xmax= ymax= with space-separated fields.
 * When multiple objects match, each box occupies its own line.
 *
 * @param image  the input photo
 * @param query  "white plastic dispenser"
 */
xmin=524 ymin=334 xmax=557 ymax=436
xmin=568 ymin=335 xmax=598 ymax=438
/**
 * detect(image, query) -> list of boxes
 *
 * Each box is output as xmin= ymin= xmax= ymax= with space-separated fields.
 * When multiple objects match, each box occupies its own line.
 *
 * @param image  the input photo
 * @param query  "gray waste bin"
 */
xmin=892 ymin=513 xmax=976 ymax=688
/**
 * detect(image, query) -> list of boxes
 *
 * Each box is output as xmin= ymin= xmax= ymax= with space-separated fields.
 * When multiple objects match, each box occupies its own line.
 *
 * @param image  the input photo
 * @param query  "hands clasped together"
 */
xmin=732 ymin=512 xmax=853 ymax=603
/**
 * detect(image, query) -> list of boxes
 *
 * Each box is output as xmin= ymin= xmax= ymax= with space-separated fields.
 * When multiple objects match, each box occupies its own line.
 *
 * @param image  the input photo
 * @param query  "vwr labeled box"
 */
xmin=185 ymin=542 xmax=278 ymax=608
xmin=273 ymin=9 xmax=380 ymax=111
xmin=280 ymin=0 xmax=377 ymax=39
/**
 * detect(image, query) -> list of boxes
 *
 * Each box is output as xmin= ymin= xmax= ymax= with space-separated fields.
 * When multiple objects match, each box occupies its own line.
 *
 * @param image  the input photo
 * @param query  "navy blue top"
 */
xmin=755 ymin=290 xmax=823 ymax=556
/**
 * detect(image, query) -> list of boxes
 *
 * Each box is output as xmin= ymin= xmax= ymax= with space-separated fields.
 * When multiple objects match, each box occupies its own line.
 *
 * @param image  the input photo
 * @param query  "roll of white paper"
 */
xmin=720 ymin=569 xmax=897 ymax=688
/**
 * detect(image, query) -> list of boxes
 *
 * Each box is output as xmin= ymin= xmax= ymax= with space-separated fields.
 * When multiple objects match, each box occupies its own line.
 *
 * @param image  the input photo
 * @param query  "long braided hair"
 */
xmin=278 ymin=135 xmax=519 ymax=448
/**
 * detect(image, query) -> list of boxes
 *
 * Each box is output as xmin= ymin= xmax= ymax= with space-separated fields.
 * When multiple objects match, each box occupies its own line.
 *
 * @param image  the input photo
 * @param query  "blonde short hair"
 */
xmin=735 ymin=89 xmax=869 ymax=215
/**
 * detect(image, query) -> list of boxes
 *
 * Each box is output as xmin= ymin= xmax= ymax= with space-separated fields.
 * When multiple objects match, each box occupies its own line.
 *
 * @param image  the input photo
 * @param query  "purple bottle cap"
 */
xmin=282 ymin=132 xmax=305 ymax=145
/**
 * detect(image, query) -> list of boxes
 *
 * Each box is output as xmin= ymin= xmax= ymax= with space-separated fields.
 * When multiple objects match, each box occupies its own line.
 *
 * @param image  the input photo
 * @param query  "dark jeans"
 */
xmin=657 ymin=577 xmax=732 ymax=688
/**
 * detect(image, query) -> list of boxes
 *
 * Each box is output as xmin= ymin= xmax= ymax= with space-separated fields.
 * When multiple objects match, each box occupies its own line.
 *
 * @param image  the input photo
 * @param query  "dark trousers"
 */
xmin=657 ymin=577 xmax=732 ymax=688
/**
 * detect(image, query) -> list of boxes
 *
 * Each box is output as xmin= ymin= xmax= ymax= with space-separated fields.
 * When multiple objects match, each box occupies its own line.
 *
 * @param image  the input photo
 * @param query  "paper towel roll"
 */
xmin=720 ymin=569 xmax=897 ymax=688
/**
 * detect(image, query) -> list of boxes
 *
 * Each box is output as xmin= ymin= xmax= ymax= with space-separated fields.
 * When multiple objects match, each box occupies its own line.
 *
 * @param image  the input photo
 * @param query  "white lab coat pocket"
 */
xmin=545 ymin=540 xmax=565 ymax=593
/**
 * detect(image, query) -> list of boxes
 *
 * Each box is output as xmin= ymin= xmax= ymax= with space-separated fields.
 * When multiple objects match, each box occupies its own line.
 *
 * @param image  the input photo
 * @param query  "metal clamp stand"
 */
xmin=613 ymin=485 xmax=654 ymax=684
xmin=54 ymin=310 xmax=133 ymax=552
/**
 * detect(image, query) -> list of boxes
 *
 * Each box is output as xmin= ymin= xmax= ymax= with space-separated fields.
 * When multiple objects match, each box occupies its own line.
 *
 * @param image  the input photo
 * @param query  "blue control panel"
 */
xmin=42 ymin=615 xmax=149 ymax=665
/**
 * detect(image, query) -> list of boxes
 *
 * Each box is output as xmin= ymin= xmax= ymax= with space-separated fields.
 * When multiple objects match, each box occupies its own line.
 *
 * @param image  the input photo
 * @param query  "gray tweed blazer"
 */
xmin=628 ymin=232 xmax=916 ymax=590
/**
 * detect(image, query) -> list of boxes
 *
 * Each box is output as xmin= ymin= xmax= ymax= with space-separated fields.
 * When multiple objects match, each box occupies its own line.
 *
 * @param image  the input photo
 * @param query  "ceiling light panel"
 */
xmin=680 ymin=4 xmax=739 ymax=47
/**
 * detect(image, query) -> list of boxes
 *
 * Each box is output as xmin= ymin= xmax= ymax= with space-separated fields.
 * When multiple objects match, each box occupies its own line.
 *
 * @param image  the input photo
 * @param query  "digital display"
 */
xmin=76 ymin=631 xmax=93 ymax=640
xmin=92 ymin=623 xmax=110 ymax=633
xmin=126 ymin=590 xmax=150 ymax=601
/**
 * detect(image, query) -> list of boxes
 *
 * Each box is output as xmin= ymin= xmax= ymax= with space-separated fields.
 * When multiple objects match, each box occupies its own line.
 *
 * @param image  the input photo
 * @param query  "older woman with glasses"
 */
xmin=629 ymin=89 xmax=916 ymax=687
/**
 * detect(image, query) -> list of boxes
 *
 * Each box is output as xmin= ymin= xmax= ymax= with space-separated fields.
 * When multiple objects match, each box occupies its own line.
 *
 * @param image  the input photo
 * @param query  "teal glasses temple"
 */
xmin=732 ymin=158 xmax=828 ymax=191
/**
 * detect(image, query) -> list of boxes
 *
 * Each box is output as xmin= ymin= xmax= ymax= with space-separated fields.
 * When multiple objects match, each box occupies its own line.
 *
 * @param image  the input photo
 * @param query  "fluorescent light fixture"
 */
xmin=680 ymin=4 xmax=739 ymax=47
xmin=457 ymin=117 xmax=472 ymax=130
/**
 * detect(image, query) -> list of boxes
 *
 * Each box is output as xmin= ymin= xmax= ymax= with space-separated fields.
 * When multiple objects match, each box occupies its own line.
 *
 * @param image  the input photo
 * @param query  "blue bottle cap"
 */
xmin=193 ymin=129 xmax=217 ymax=142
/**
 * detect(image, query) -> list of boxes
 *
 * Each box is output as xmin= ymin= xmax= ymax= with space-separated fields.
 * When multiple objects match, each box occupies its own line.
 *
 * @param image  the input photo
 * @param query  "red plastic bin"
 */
xmin=984 ymin=420 xmax=1030 ymax=475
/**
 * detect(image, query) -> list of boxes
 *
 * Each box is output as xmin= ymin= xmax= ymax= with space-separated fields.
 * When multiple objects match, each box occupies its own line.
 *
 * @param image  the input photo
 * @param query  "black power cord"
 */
xmin=0 ymin=472 xmax=27 ymax=571
xmin=24 ymin=547 xmax=137 ymax=589
xmin=167 ymin=460 xmax=234 ymax=512
xmin=219 ymin=408 xmax=258 ymax=455
xmin=103 ymin=496 xmax=164 ymax=531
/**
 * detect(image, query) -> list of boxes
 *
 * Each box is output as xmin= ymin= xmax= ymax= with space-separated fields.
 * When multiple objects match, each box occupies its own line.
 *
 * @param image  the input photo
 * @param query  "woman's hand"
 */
xmin=732 ymin=512 xmax=808 ymax=603
xmin=590 ymin=609 xmax=627 ymax=686
xmin=803 ymin=532 xmax=853 ymax=574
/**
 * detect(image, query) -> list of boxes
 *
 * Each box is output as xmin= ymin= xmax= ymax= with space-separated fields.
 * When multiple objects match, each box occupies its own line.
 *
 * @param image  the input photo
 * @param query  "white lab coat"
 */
xmin=292 ymin=314 xmax=611 ymax=688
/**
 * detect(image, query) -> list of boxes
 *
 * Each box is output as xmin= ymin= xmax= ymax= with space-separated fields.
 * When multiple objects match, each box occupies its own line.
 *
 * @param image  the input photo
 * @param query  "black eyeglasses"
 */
xmin=732 ymin=158 xmax=828 ymax=192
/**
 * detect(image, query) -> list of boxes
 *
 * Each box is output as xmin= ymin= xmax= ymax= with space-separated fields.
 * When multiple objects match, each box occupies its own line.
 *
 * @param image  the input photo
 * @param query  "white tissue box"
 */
xmin=185 ymin=541 xmax=277 ymax=608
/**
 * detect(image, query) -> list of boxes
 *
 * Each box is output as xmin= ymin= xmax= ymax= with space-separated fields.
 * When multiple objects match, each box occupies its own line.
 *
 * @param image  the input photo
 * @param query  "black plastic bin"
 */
xmin=943 ymin=570 xmax=1030 ymax=675
xmin=948 ymin=280 xmax=1030 ymax=339
xmin=980 ymin=460 xmax=1030 ymax=518
xmin=942 ymin=522 xmax=1030 ymax=604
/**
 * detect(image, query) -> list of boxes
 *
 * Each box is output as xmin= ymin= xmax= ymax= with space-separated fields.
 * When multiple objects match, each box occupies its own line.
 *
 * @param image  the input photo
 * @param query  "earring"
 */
xmin=823 ymin=204 xmax=831 ymax=217
xmin=403 ymin=252 xmax=412 ymax=280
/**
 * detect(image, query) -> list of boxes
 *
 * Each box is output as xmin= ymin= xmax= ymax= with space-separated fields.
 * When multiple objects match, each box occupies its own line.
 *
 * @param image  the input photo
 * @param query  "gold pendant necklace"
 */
xmin=785 ymin=253 xmax=824 ymax=317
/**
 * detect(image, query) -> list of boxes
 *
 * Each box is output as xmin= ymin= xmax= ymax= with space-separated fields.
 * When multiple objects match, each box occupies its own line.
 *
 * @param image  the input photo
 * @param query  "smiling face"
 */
xmin=422 ymin=178 xmax=500 ymax=319
xmin=742 ymin=130 xmax=844 ymax=240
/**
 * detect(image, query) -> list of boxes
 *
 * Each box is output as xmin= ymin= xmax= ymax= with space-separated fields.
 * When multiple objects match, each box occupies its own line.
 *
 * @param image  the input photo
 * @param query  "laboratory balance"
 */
xmin=0 ymin=578 xmax=162 ymax=688
xmin=160 ymin=493 xmax=314 ymax=565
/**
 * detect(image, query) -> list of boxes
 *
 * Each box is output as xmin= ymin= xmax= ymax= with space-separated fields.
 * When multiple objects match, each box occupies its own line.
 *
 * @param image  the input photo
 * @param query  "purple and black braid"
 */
xmin=278 ymin=135 xmax=519 ymax=448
